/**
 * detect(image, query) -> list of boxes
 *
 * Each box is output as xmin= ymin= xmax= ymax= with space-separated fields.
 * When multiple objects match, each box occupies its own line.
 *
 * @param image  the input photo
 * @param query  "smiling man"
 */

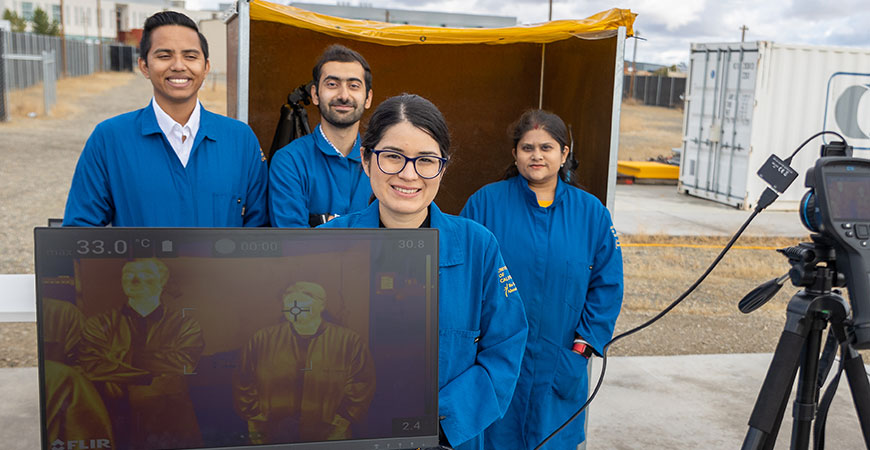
xmin=63 ymin=11 xmax=268 ymax=227
xmin=269 ymin=44 xmax=374 ymax=227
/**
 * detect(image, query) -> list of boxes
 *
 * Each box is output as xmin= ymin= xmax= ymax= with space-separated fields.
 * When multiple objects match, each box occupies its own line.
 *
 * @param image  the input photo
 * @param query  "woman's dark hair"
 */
xmin=502 ymin=109 xmax=581 ymax=188
xmin=139 ymin=11 xmax=209 ymax=62
xmin=361 ymin=94 xmax=451 ymax=162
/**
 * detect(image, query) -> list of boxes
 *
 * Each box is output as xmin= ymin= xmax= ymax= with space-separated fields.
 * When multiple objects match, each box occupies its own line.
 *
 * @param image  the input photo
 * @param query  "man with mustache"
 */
xmin=269 ymin=44 xmax=374 ymax=227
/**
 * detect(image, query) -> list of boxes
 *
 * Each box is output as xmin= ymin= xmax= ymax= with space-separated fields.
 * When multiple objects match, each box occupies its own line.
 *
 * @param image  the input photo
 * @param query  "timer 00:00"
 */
xmin=240 ymin=241 xmax=279 ymax=252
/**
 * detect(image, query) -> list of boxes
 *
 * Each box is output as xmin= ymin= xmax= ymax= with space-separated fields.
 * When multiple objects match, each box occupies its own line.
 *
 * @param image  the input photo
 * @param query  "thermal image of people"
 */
xmin=233 ymin=281 xmax=376 ymax=444
xmin=43 ymin=298 xmax=114 ymax=446
xmin=79 ymin=258 xmax=205 ymax=449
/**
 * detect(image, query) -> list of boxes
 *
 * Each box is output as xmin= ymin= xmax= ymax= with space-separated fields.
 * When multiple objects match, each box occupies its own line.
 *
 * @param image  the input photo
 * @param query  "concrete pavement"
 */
xmin=612 ymin=184 xmax=810 ymax=237
xmin=5 ymin=354 xmax=868 ymax=449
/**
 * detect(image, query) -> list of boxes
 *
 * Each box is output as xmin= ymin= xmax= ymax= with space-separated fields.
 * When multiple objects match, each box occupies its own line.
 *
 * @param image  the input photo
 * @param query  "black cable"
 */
xmin=787 ymin=131 xmax=846 ymax=161
xmin=534 ymin=131 xmax=840 ymax=449
xmin=533 ymin=204 xmax=763 ymax=449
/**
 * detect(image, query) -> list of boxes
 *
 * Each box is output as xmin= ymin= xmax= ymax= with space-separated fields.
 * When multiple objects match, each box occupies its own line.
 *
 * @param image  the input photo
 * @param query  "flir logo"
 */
xmin=823 ymin=72 xmax=870 ymax=151
xmin=50 ymin=439 xmax=112 ymax=449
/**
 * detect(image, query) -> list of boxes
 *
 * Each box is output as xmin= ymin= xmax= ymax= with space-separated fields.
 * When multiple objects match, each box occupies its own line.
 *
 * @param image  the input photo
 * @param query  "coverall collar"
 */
xmin=141 ymin=101 xmax=218 ymax=146
xmin=515 ymin=174 xmax=568 ymax=208
xmin=356 ymin=200 xmax=462 ymax=267
xmin=313 ymin=124 xmax=362 ymax=161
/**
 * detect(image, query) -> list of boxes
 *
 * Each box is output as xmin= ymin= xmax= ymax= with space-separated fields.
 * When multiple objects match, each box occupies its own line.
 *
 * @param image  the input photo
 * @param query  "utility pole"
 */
xmin=97 ymin=0 xmax=102 ymax=70
xmin=548 ymin=0 xmax=552 ymax=21
xmin=740 ymin=24 xmax=748 ymax=42
xmin=629 ymin=30 xmax=640 ymax=101
xmin=59 ymin=0 xmax=67 ymax=76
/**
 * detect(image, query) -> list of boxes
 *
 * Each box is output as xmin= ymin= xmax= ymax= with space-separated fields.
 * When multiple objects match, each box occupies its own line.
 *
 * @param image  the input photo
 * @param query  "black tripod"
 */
xmin=741 ymin=238 xmax=870 ymax=449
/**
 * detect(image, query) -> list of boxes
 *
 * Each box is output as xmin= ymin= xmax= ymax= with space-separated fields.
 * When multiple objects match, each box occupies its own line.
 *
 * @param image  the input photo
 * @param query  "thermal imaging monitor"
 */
xmin=34 ymin=228 xmax=439 ymax=450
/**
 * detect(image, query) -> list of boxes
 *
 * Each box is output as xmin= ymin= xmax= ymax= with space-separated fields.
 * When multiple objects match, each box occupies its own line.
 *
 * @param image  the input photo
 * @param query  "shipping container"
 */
xmin=679 ymin=41 xmax=870 ymax=210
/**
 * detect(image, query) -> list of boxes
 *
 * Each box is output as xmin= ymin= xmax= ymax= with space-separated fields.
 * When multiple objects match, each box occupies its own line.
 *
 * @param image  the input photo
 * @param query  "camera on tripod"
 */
xmin=740 ymin=140 xmax=870 ymax=450
xmin=797 ymin=143 xmax=870 ymax=348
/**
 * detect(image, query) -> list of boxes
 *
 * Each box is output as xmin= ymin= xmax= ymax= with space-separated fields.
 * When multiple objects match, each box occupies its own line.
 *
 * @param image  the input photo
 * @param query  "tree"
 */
xmin=652 ymin=65 xmax=679 ymax=77
xmin=2 ymin=9 xmax=28 ymax=32
xmin=30 ymin=7 xmax=60 ymax=36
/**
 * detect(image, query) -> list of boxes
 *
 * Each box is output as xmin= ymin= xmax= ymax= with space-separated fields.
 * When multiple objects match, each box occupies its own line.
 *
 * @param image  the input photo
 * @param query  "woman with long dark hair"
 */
xmin=461 ymin=110 xmax=623 ymax=450
xmin=321 ymin=94 xmax=528 ymax=450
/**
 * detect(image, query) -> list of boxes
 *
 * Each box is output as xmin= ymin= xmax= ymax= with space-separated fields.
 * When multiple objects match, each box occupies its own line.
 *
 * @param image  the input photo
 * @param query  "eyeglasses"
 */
xmin=371 ymin=149 xmax=447 ymax=179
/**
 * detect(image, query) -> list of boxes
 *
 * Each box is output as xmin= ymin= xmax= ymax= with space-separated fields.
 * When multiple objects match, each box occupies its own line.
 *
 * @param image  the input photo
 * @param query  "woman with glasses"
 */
xmin=320 ymin=94 xmax=528 ymax=450
xmin=461 ymin=110 xmax=623 ymax=450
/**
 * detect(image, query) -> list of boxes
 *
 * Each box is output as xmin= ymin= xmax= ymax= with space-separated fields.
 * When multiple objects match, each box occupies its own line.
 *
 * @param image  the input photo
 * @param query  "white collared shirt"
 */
xmin=152 ymin=98 xmax=201 ymax=167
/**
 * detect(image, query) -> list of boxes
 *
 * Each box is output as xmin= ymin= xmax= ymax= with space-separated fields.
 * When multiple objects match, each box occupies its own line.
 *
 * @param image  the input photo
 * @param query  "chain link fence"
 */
xmin=1 ymin=30 xmax=136 ymax=121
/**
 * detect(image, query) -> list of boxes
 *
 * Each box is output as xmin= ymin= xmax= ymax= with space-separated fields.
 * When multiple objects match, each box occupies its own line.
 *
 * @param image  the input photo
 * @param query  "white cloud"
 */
xmin=188 ymin=0 xmax=870 ymax=65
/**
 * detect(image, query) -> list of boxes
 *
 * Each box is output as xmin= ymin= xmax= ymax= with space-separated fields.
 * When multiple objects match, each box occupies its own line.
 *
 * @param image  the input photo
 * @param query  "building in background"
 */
xmin=289 ymin=2 xmax=516 ymax=28
xmin=0 ymin=0 xmax=223 ymax=41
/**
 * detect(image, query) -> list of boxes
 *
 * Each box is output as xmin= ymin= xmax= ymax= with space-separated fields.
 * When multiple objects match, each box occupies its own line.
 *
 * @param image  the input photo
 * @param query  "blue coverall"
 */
xmin=63 ymin=102 xmax=268 ymax=227
xmin=321 ymin=201 xmax=529 ymax=450
xmin=461 ymin=176 xmax=624 ymax=450
xmin=269 ymin=125 xmax=372 ymax=227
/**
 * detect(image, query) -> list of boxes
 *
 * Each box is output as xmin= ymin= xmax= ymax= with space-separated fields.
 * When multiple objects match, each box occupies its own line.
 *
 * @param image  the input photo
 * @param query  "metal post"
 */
xmin=97 ymin=0 xmax=102 ymax=71
xmin=0 ymin=31 xmax=8 ymax=122
xmin=655 ymin=75 xmax=662 ymax=106
xmin=41 ymin=50 xmax=56 ymax=115
xmin=629 ymin=33 xmax=638 ymax=100
xmin=60 ymin=0 xmax=67 ymax=77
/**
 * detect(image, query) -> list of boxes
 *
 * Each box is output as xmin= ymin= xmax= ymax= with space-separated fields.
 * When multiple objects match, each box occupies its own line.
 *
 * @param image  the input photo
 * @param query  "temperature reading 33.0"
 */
xmin=76 ymin=239 xmax=128 ymax=255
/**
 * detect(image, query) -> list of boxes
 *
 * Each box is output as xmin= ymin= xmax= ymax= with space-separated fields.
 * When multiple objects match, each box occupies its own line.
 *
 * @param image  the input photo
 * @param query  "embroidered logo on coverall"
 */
xmin=610 ymin=225 xmax=621 ymax=248
xmin=498 ymin=266 xmax=517 ymax=298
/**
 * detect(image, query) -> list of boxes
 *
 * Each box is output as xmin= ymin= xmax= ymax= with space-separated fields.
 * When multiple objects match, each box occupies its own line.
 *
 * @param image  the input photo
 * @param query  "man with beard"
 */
xmin=269 ymin=44 xmax=374 ymax=227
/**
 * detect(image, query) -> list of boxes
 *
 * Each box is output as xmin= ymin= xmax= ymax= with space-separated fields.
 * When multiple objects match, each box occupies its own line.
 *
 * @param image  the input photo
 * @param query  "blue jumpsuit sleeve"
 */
xmin=575 ymin=208 xmax=624 ymax=354
xmin=242 ymin=131 xmax=269 ymax=227
xmin=268 ymin=147 xmax=309 ymax=228
xmin=439 ymin=234 xmax=528 ymax=447
xmin=62 ymin=126 xmax=113 ymax=226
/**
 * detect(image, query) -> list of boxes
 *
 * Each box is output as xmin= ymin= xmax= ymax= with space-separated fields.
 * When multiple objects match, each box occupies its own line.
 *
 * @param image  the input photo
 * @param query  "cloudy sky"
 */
xmin=187 ymin=0 xmax=870 ymax=66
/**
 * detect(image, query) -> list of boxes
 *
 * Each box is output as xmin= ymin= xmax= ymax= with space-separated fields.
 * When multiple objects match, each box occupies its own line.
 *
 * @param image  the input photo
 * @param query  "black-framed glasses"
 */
xmin=371 ymin=149 xmax=447 ymax=179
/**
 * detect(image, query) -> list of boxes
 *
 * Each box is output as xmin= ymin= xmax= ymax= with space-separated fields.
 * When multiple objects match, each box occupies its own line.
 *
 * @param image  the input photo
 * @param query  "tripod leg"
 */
xmin=791 ymin=322 xmax=826 ymax=450
xmin=743 ymin=329 xmax=806 ymax=450
xmin=843 ymin=346 xmax=870 ymax=448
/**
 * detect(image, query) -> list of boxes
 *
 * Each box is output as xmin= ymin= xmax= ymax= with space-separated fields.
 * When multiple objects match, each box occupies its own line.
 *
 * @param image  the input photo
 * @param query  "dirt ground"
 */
xmin=618 ymin=100 xmax=684 ymax=162
xmin=0 ymin=75 xmax=848 ymax=367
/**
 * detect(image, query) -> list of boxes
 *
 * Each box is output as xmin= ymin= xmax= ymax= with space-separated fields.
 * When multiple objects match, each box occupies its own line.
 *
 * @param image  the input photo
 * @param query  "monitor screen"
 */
xmin=34 ymin=228 xmax=439 ymax=450
xmin=824 ymin=173 xmax=870 ymax=222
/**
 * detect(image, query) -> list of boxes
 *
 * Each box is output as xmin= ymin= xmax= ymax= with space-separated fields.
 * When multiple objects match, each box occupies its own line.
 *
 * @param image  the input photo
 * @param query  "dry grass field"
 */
xmin=5 ymin=71 xmax=227 ymax=121
xmin=618 ymin=100 xmax=684 ymax=162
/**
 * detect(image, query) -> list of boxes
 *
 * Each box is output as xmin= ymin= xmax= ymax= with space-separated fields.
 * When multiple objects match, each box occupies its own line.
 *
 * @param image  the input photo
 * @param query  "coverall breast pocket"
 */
xmin=214 ymin=192 xmax=244 ymax=226
xmin=551 ymin=345 xmax=589 ymax=402
xmin=438 ymin=329 xmax=481 ymax=387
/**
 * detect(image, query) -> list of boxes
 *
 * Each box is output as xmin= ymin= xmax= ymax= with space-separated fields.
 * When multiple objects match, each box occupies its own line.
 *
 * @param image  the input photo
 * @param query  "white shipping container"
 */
xmin=679 ymin=41 xmax=870 ymax=210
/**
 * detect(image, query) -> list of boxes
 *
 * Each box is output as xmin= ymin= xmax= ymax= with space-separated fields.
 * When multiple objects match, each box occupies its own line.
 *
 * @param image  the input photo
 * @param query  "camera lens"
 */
xmin=800 ymin=190 xmax=821 ymax=232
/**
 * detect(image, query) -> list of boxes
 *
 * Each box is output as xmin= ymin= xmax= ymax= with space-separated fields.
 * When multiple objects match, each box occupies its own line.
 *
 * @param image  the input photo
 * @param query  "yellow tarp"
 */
xmin=249 ymin=0 xmax=635 ymax=46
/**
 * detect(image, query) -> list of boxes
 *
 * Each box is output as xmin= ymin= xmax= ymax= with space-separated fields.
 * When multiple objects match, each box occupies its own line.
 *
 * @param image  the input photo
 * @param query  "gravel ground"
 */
xmin=0 ymin=75 xmax=856 ymax=366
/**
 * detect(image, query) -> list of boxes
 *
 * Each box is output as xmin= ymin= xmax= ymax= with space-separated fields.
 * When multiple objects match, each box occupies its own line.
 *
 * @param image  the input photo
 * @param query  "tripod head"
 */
xmin=738 ymin=235 xmax=847 ymax=320
xmin=779 ymin=235 xmax=847 ymax=294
